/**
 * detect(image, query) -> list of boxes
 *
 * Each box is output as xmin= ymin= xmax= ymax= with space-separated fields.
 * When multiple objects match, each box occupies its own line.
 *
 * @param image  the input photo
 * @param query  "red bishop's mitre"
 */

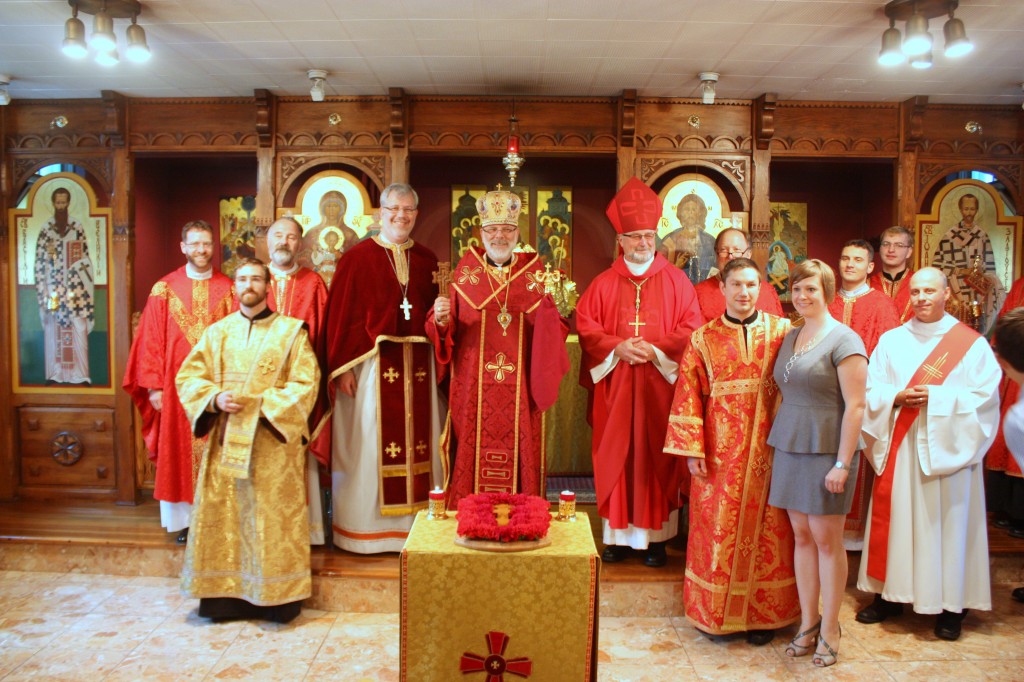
xmin=605 ymin=177 xmax=663 ymax=234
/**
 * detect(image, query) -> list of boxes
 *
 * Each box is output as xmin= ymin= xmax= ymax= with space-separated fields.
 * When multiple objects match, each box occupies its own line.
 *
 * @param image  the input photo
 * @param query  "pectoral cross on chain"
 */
xmin=400 ymin=297 xmax=412 ymax=321
xmin=629 ymin=278 xmax=648 ymax=336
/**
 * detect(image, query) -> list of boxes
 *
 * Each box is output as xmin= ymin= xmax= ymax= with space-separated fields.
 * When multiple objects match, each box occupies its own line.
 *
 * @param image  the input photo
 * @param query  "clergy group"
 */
xmin=123 ymin=176 xmax=1014 ymax=662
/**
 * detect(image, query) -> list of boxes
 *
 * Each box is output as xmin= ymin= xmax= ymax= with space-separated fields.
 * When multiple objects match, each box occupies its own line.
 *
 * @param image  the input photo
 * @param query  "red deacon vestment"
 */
xmin=693 ymin=274 xmax=784 ymax=324
xmin=986 ymin=276 xmax=1024 ymax=477
xmin=869 ymin=269 xmax=915 ymax=323
xmin=577 ymin=253 xmax=702 ymax=538
xmin=828 ymin=286 xmax=900 ymax=548
xmin=665 ymin=313 xmax=799 ymax=635
xmin=123 ymin=266 xmax=234 ymax=507
xmin=426 ymin=247 xmax=569 ymax=508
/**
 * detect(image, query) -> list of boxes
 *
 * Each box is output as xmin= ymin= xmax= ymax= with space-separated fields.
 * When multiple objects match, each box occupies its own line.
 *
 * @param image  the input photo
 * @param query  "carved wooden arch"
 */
xmin=11 ymin=155 xmax=113 ymax=205
xmin=640 ymin=157 xmax=750 ymax=212
xmin=916 ymin=160 xmax=1022 ymax=215
xmin=276 ymin=155 xmax=386 ymax=207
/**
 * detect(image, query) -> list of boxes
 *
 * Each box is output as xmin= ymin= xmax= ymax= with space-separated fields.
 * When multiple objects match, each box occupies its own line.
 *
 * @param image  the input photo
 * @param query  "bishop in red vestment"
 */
xmin=829 ymin=240 xmax=900 ymax=550
xmin=665 ymin=258 xmax=799 ymax=641
xmin=577 ymin=176 xmax=702 ymax=567
xmin=428 ymin=186 xmax=569 ymax=508
xmin=869 ymin=226 xmax=916 ymax=323
xmin=123 ymin=221 xmax=234 ymax=538
xmin=318 ymin=184 xmax=443 ymax=553
xmin=265 ymin=217 xmax=330 ymax=544
xmin=693 ymin=227 xmax=784 ymax=323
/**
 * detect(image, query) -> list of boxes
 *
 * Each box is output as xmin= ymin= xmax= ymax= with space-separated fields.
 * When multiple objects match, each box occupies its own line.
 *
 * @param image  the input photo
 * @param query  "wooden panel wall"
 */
xmin=1 ymin=89 xmax=1022 ymax=501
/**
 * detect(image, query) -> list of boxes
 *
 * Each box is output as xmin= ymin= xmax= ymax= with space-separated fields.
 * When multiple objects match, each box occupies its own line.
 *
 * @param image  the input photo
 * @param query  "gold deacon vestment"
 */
xmin=176 ymin=309 xmax=320 ymax=606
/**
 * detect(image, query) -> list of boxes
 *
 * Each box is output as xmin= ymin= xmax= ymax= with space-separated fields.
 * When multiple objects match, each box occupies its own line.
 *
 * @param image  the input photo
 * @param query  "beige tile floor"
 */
xmin=2 ymin=569 xmax=1024 ymax=681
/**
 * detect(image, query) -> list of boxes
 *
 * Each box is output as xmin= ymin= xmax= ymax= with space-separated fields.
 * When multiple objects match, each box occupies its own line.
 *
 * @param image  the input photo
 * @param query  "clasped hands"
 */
xmin=614 ymin=337 xmax=656 ymax=366
xmin=896 ymin=384 xmax=930 ymax=409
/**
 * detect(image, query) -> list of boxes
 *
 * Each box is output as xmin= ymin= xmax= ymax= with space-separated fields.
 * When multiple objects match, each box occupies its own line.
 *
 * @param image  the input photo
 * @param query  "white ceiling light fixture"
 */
xmin=308 ymin=68 xmax=327 ymax=102
xmin=699 ymin=71 xmax=719 ymax=105
xmin=61 ymin=1 xmax=151 ymax=67
xmin=880 ymin=0 xmax=972 ymax=67
xmin=0 ymin=75 xmax=11 ymax=106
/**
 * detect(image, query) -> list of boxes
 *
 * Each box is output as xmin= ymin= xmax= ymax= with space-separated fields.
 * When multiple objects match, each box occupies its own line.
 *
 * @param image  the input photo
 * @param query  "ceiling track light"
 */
xmin=61 ymin=1 xmax=149 ymax=66
xmin=880 ymin=0 xmax=972 ymax=67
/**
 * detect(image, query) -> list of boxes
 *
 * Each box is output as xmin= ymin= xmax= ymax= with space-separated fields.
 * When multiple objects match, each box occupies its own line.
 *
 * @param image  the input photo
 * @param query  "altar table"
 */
xmin=400 ymin=510 xmax=599 ymax=681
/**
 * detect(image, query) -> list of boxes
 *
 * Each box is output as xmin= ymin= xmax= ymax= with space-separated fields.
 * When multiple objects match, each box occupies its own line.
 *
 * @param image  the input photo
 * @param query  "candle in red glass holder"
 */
xmin=557 ymin=490 xmax=576 ymax=521
xmin=507 ymin=135 xmax=519 ymax=155
xmin=427 ymin=487 xmax=447 ymax=520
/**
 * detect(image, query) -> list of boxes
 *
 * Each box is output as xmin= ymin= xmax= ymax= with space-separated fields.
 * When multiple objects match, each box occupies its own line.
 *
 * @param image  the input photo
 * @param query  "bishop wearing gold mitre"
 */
xmin=427 ymin=185 xmax=570 ymax=508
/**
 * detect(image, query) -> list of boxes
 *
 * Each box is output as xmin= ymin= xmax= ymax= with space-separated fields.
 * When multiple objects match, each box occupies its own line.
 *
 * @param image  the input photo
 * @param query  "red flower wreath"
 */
xmin=456 ymin=493 xmax=552 ymax=542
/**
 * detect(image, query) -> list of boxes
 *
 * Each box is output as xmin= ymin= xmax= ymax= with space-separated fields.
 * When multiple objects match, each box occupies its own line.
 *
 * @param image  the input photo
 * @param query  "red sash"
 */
xmin=866 ymin=322 xmax=980 ymax=582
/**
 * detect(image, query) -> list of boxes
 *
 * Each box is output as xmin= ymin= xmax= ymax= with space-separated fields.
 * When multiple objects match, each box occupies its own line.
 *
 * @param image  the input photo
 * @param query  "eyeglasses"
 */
xmin=382 ymin=205 xmax=417 ymax=215
xmin=620 ymin=232 xmax=656 ymax=242
xmin=880 ymin=241 xmax=910 ymax=249
xmin=481 ymin=226 xmax=519 ymax=236
xmin=716 ymin=247 xmax=749 ymax=257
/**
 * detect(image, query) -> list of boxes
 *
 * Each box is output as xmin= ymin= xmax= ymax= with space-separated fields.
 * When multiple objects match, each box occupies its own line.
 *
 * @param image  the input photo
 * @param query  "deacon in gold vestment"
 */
xmin=176 ymin=259 xmax=319 ymax=623
xmin=664 ymin=258 xmax=799 ymax=643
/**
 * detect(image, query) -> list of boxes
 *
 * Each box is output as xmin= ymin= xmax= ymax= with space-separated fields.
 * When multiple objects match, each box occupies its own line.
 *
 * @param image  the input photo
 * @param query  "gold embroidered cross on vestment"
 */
xmin=485 ymin=352 xmax=515 ymax=382
xmin=257 ymin=358 xmax=276 ymax=375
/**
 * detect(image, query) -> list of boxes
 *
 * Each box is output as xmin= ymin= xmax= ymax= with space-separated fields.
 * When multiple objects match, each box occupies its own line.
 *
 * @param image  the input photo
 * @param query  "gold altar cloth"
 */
xmin=400 ymin=510 xmax=599 ymax=681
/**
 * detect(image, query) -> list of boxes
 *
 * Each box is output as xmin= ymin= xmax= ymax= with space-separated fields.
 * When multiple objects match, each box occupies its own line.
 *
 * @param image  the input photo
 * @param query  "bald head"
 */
xmin=909 ymin=267 xmax=950 ymax=323
xmin=267 ymin=217 xmax=303 ymax=268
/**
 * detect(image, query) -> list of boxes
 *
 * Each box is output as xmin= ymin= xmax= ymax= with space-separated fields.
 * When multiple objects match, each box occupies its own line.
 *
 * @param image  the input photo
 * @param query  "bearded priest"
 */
xmin=427 ymin=185 xmax=569 ymax=508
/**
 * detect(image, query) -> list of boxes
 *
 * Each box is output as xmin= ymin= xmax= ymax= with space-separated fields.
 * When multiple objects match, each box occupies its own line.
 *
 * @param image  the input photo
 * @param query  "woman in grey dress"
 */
xmin=767 ymin=260 xmax=867 ymax=668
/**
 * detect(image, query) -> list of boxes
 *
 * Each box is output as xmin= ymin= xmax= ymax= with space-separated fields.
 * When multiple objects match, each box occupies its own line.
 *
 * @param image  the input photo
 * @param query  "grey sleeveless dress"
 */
xmin=767 ymin=324 xmax=866 ymax=516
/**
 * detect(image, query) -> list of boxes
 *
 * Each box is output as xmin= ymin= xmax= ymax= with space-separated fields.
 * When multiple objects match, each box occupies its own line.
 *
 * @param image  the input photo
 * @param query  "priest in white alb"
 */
xmin=855 ymin=267 xmax=1001 ymax=642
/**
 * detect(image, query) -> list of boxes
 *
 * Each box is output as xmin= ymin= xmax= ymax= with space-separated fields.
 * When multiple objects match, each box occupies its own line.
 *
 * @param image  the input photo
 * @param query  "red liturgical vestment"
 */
xmin=664 ymin=314 xmax=800 ymax=634
xmin=123 ymin=266 xmax=234 ymax=504
xmin=869 ymin=269 xmax=915 ymax=323
xmin=693 ymin=275 xmax=784 ymax=324
xmin=268 ymin=266 xmax=328 ymax=349
xmin=319 ymin=237 xmax=442 ymax=553
xmin=577 ymin=254 xmax=702 ymax=534
xmin=426 ymin=248 xmax=569 ymax=508
xmin=828 ymin=286 xmax=900 ymax=546
xmin=986 ymin=276 xmax=1024 ymax=477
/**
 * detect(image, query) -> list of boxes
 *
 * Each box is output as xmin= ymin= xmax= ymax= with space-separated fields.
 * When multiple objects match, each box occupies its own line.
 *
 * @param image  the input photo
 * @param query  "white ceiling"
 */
xmin=0 ymin=0 xmax=1022 ymax=104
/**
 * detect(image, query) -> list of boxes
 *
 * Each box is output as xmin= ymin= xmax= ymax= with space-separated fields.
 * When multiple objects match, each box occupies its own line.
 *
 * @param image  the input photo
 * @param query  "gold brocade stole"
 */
xmin=219 ymin=315 xmax=303 ymax=479
xmin=376 ymin=339 xmax=435 ymax=516
xmin=450 ymin=251 xmax=546 ymax=494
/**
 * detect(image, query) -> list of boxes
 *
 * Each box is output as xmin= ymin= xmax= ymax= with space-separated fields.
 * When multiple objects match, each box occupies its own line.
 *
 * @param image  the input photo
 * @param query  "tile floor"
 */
xmin=1 ymin=569 xmax=1023 ymax=681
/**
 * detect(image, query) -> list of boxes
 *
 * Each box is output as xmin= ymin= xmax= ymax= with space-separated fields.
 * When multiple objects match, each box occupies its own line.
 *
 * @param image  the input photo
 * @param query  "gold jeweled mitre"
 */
xmin=476 ymin=185 xmax=522 ymax=227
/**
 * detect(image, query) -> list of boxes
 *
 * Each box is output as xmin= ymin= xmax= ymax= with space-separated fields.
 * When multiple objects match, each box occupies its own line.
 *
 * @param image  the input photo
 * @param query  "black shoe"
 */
xmin=1012 ymin=587 xmax=1024 ymax=603
xmin=1008 ymin=526 xmax=1024 ymax=539
xmin=994 ymin=516 xmax=1013 ymax=529
xmin=934 ymin=610 xmax=967 ymax=641
xmin=601 ymin=545 xmax=630 ymax=563
xmin=699 ymin=630 xmax=732 ymax=643
xmin=644 ymin=542 xmax=667 ymax=567
xmin=176 ymin=528 xmax=189 ymax=544
xmin=747 ymin=629 xmax=775 ymax=646
xmin=855 ymin=595 xmax=904 ymax=624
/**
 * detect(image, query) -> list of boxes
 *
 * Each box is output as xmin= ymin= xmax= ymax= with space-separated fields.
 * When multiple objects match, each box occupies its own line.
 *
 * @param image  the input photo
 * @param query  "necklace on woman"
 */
xmin=783 ymin=325 xmax=824 ymax=383
xmin=383 ymin=243 xmax=412 ymax=320
xmin=486 ymin=256 xmax=516 ymax=335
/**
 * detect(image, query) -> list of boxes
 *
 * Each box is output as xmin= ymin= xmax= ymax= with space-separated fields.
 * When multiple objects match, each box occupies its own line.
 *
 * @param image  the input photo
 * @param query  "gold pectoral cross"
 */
xmin=629 ymin=278 xmax=648 ymax=336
